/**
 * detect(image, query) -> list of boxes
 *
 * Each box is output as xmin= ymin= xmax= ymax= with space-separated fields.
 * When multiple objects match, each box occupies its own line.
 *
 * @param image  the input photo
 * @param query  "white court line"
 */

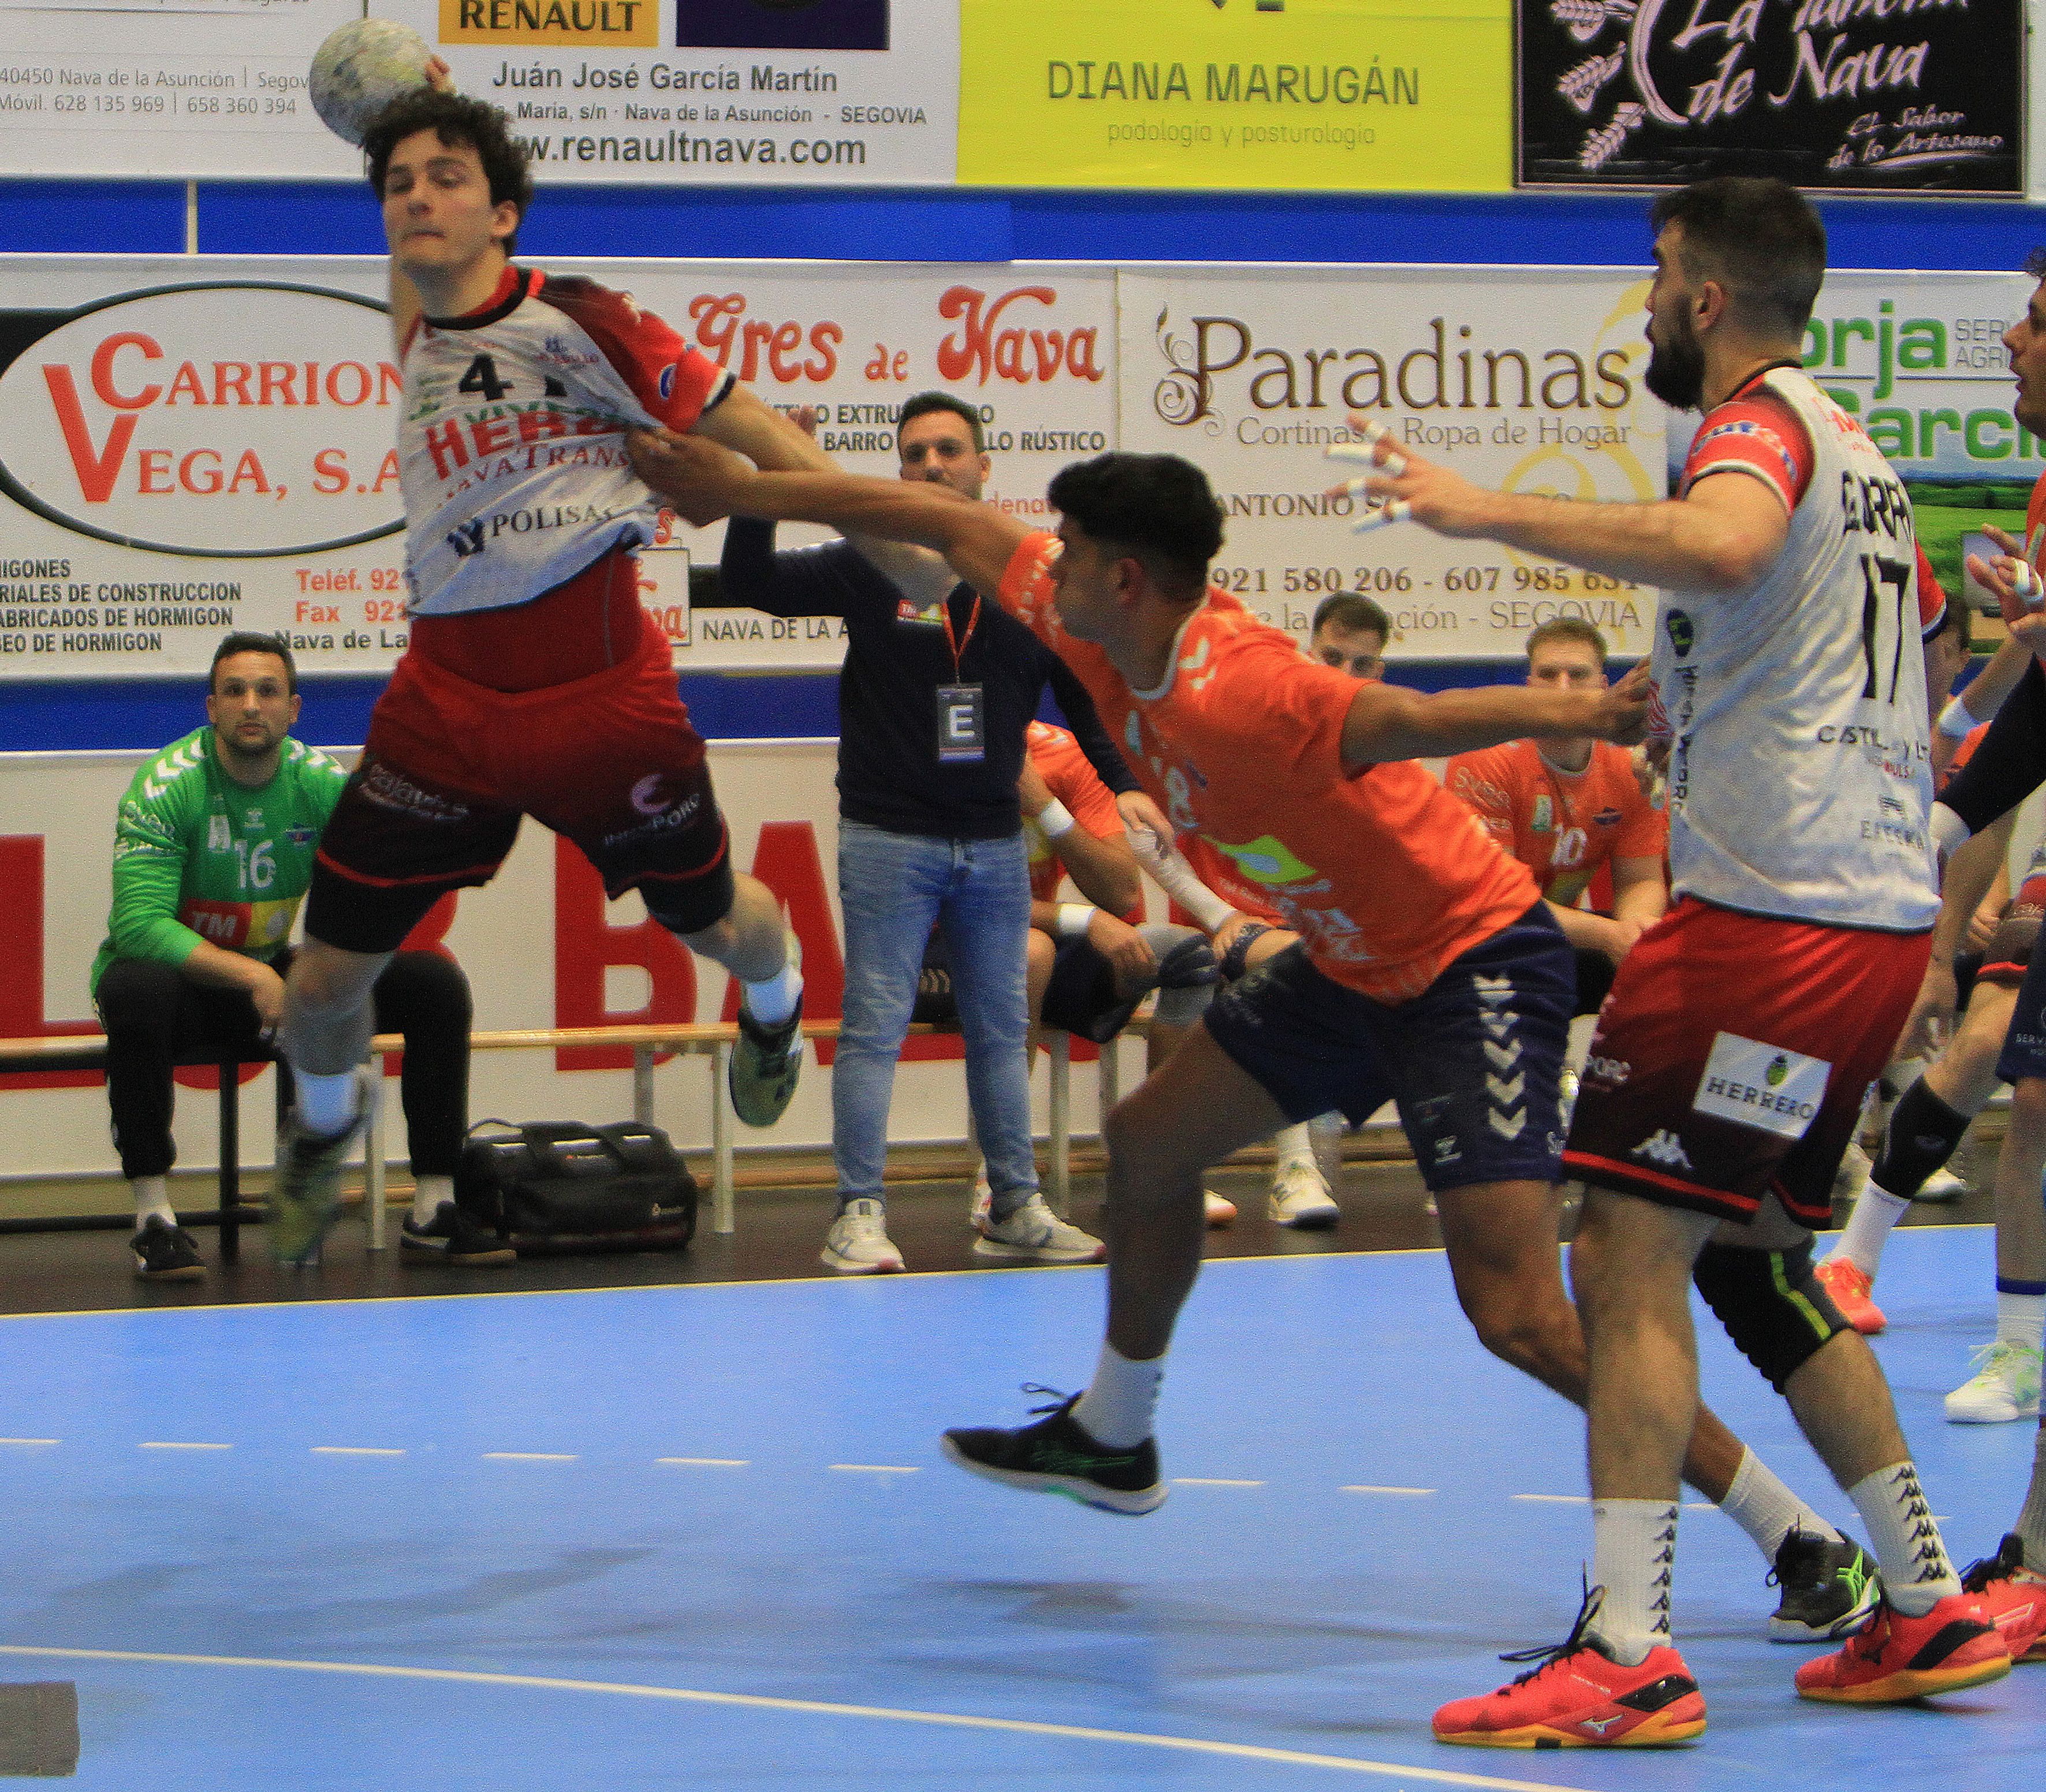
xmin=657 ymin=1458 xmax=748 ymax=1468
xmin=1171 ymin=1479 xmax=1265 ymax=1488
xmin=0 ymin=1645 xmax=1599 ymax=1791
xmin=139 ymin=1442 xmax=230 ymax=1451
xmin=311 ymin=1447 xmax=405 ymax=1457
xmin=829 ymin=1464 xmax=919 ymax=1474
xmin=0 ymin=1439 xmax=58 ymax=1447
xmin=1512 ymin=1495 xmax=1715 ymax=1510
xmin=1342 ymin=1485 xmax=1435 ymax=1497
xmin=482 ymin=1453 xmax=577 ymax=1463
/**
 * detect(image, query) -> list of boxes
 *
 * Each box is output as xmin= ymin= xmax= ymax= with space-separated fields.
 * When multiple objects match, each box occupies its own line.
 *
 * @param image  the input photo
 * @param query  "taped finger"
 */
xmin=1352 ymin=499 xmax=1413 ymax=534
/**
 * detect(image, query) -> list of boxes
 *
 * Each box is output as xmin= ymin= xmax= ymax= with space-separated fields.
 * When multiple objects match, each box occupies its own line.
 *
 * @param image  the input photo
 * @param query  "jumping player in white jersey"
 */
xmin=1333 ymin=177 xmax=2010 ymax=1743
xmin=270 ymin=86 xmax=826 ymax=1263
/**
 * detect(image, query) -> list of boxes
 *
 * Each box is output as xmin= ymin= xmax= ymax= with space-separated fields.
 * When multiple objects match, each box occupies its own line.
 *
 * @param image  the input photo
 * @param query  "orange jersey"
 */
xmin=1023 ymin=719 xmax=1136 ymax=915
xmin=1444 ymin=738 xmax=1667 ymax=908
xmin=997 ymin=532 xmax=1539 ymax=1003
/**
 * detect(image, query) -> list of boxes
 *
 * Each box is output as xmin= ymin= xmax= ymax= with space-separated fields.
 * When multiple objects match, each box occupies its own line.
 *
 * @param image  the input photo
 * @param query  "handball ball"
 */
xmin=310 ymin=19 xmax=435 ymax=147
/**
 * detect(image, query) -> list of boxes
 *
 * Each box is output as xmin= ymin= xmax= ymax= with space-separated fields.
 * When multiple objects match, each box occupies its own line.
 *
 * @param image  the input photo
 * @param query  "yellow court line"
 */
xmin=828 ymin=1464 xmax=919 ymax=1474
xmin=0 ymin=1645 xmax=1599 ymax=1792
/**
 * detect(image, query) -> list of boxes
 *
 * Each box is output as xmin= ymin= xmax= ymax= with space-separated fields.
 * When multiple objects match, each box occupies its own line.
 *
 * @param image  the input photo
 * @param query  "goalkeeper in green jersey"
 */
xmin=92 ymin=634 xmax=495 ymax=1278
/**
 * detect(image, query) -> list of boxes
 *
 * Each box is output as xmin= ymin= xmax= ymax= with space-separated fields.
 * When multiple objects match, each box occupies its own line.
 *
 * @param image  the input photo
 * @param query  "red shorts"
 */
xmin=1563 ymin=897 xmax=1930 ymax=1228
xmin=310 ymin=613 xmax=731 ymax=952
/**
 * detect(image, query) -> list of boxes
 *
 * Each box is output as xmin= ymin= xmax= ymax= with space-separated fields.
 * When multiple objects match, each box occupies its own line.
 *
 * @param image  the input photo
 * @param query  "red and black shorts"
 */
xmin=307 ymin=621 xmax=733 ymax=954
xmin=1563 ymin=897 xmax=1931 ymax=1230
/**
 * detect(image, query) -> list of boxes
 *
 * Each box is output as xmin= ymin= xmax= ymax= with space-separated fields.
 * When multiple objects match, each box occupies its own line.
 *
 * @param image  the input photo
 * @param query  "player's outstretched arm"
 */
xmin=692 ymin=384 xmax=836 ymax=475
xmin=1328 ymin=412 xmax=1788 ymax=593
xmin=1339 ymin=662 xmax=1651 ymax=771
xmin=628 ymin=430 xmax=1031 ymax=596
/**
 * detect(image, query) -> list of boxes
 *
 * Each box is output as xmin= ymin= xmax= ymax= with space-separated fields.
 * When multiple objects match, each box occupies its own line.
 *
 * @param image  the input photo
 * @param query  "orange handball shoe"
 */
xmin=1434 ymin=1588 xmax=1706 ymax=1749
xmin=1814 ymin=1255 xmax=1887 ymax=1336
xmin=1961 ymin=1535 xmax=2046 ymax=1664
xmin=1794 ymin=1592 xmax=2010 ymax=1703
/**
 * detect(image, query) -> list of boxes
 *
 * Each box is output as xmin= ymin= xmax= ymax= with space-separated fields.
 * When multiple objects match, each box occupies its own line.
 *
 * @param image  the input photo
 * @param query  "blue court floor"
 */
xmin=0 ymin=1225 xmax=2034 ymax=1790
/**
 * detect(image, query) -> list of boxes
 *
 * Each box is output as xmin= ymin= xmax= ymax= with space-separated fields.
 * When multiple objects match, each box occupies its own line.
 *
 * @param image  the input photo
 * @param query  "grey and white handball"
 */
xmin=310 ymin=18 xmax=435 ymax=147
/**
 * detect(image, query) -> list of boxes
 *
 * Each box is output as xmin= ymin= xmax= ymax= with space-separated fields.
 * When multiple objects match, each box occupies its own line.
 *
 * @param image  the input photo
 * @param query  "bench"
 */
xmin=0 ymin=1018 xmax=1124 ymax=1253
xmin=0 ymin=1035 xmax=287 ymax=1261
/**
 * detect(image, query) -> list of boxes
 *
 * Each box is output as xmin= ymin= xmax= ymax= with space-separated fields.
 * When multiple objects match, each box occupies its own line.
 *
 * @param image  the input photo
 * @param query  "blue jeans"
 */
xmin=834 ymin=821 xmax=1036 ymax=1207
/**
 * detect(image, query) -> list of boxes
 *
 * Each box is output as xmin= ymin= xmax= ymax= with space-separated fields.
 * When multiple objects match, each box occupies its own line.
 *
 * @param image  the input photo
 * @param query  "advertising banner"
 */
xmin=957 ymin=0 xmax=1510 ymax=192
xmin=1799 ymin=269 xmax=2043 ymax=617
xmin=1117 ymin=264 xmax=1666 ymax=660
xmin=0 ymin=0 xmax=956 ymax=183
xmin=1517 ymin=0 xmax=2025 ymax=193
xmin=0 ymin=255 xmax=1115 ymax=678
xmin=386 ymin=0 xmax=958 ymax=186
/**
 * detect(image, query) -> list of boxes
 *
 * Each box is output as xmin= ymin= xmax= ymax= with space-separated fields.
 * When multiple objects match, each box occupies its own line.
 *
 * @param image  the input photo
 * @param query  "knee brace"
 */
xmin=1691 ymin=1239 xmax=1848 ymax=1394
xmin=640 ymin=861 xmax=736 ymax=938
xmin=1871 ymin=1077 xmax=1972 ymax=1200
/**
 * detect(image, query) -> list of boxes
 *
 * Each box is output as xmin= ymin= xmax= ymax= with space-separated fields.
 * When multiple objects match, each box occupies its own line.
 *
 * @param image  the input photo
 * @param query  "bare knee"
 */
xmin=1463 ymin=1280 xmax=1582 ymax=1383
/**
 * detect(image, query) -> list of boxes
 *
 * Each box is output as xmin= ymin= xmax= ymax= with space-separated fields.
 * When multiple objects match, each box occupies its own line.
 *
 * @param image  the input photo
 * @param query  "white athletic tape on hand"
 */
xmin=1352 ymin=501 xmax=1412 ymax=533
xmin=1326 ymin=442 xmax=1406 ymax=478
xmin=2012 ymin=558 xmax=2042 ymax=606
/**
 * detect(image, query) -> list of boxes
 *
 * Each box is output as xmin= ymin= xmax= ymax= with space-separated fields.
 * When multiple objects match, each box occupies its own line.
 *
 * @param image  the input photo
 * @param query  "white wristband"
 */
xmin=1035 ymin=797 xmax=1076 ymax=838
xmin=1056 ymin=904 xmax=1097 ymax=939
xmin=1936 ymin=696 xmax=1977 ymax=741
xmin=1930 ymin=802 xmax=1971 ymax=865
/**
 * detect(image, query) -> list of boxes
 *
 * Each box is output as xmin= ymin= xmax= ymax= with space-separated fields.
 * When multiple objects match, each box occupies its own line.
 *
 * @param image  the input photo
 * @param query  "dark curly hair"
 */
xmin=364 ymin=89 xmax=534 ymax=256
xmin=1046 ymin=453 xmax=1225 ymax=596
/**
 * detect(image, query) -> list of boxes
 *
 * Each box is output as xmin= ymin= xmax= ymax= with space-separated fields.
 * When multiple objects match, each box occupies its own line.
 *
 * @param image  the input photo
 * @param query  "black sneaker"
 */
xmin=941 ymin=1386 xmax=1166 ymax=1515
xmin=729 ymin=992 xmax=804 ymax=1128
xmin=1768 ymin=1528 xmax=1882 ymax=1641
xmin=131 ymin=1215 xmax=204 ymax=1282
xmin=401 ymin=1201 xmax=517 ymax=1267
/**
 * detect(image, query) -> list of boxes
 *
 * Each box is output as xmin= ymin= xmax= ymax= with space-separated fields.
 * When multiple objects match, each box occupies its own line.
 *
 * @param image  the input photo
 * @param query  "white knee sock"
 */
xmin=741 ymin=964 xmax=803 ymax=1027
xmin=1718 ymin=1447 xmax=1844 ymax=1562
xmin=1270 ymin=1122 xmax=1315 ymax=1175
xmin=1996 ymin=1287 xmax=2045 ymax=1350
xmin=1833 ymin=1183 xmax=1910 ymax=1278
xmin=1848 ymin=1462 xmax=1961 ymax=1615
xmin=295 ymin=1069 xmax=362 ymax=1138
xmin=410 ymin=1173 xmax=455 ymax=1227
xmin=1072 ymin=1342 xmax=1164 ymax=1448
xmin=1587 ymin=1499 xmax=1680 ymax=1665
xmin=131 ymin=1176 xmax=175 ymax=1229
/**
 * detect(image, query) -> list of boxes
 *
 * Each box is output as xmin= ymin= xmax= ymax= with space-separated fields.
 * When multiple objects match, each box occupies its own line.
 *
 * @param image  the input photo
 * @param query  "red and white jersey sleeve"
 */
xmin=1915 ymin=542 xmax=1947 ymax=640
xmin=400 ymin=268 xmax=732 ymax=618
xmin=1680 ymin=388 xmax=1813 ymax=512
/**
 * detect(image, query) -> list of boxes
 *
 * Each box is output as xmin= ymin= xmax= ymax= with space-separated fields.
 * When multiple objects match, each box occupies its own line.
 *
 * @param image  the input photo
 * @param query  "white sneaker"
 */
xmin=1914 ymin=1162 xmax=1970 ymax=1203
xmin=972 ymin=1192 xmax=1106 ymax=1262
xmin=1268 ymin=1159 xmax=1339 ymax=1229
xmin=821 ymin=1198 xmax=905 ymax=1274
xmin=1944 ymin=1339 xmax=2043 ymax=1423
xmin=968 ymin=1171 xmax=992 ymax=1229
xmin=1202 ymin=1189 xmax=1238 ymax=1227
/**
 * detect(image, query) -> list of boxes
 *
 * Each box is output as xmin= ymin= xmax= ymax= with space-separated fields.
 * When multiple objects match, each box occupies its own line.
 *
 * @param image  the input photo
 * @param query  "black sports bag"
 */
xmin=456 ymin=1120 xmax=696 ymax=1254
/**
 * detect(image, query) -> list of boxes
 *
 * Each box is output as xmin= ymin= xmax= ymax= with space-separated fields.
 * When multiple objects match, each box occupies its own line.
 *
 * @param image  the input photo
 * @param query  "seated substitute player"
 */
xmin=92 ymin=634 xmax=495 ymax=1277
xmin=936 ymin=719 xmax=1228 ymax=1222
xmin=1335 ymin=176 xmax=2007 ymax=1737
xmin=1445 ymin=618 xmax=1667 ymax=1020
xmin=627 ymin=428 xmax=1888 ymax=1649
xmin=269 ymin=89 xmax=826 ymax=1264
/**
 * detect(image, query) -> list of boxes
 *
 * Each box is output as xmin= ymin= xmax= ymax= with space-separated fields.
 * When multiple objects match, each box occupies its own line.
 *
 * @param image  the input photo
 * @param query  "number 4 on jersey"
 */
xmin=459 ymin=353 xmax=568 ymax=402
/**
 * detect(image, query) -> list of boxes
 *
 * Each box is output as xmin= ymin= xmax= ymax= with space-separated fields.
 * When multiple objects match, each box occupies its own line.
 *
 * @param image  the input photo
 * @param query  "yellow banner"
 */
xmin=440 ymin=0 xmax=660 ymax=51
xmin=957 ymin=0 xmax=1510 ymax=192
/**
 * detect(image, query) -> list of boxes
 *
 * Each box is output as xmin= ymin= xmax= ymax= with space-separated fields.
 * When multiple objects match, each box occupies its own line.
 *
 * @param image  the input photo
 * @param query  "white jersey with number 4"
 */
xmin=1652 ymin=367 xmax=1937 ymax=933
